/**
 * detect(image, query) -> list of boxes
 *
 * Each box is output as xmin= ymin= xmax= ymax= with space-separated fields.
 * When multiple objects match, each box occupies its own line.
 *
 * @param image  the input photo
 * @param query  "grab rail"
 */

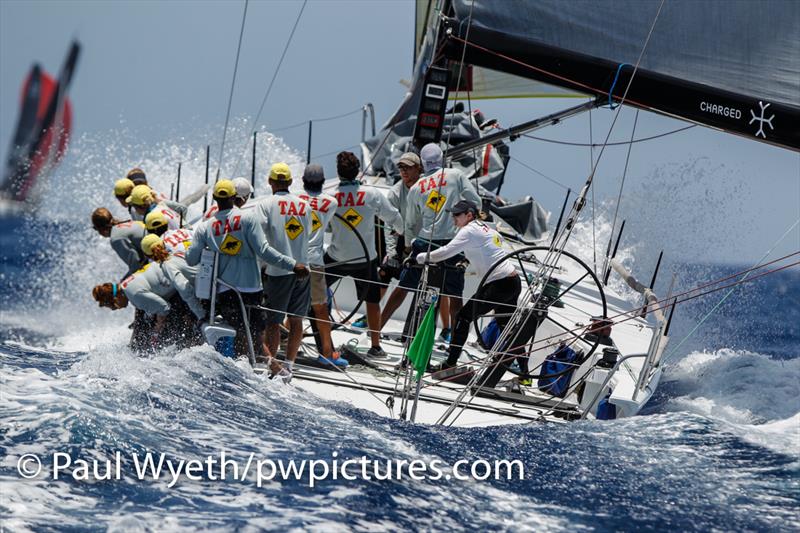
xmin=578 ymin=353 xmax=648 ymax=420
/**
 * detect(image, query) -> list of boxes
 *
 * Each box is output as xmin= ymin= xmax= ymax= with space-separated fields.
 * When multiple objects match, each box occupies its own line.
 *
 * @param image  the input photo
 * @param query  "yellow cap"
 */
xmin=141 ymin=234 xmax=163 ymax=256
xmin=144 ymin=209 xmax=168 ymax=230
xmin=126 ymin=184 xmax=153 ymax=206
xmin=269 ymin=162 xmax=292 ymax=182
xmin=114 ymin=178 xmax=135 ymax=197
xmin=213 ymin=179 xmax=236 ymax=199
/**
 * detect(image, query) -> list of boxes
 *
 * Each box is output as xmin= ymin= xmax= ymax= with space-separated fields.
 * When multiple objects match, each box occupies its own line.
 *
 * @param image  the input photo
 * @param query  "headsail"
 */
xmin=1 ymin=41 xmax=81 ymax=208
xmin=439 ymin=0 xmax=799 ymax=151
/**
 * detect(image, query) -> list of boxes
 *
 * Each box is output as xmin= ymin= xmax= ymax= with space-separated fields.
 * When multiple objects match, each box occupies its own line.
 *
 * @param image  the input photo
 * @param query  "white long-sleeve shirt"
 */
xmin=404 ymin=167 xmax=481 ymax=242
xmin=298 ymin=191 xmax=337 ymax=266
xmin=327 ymin=181 xmax=403 ymax=262
xmin=417 ymin=220 xmax=516 ymax=284
xmin=254 ymin=191 xmax=312 ymax=276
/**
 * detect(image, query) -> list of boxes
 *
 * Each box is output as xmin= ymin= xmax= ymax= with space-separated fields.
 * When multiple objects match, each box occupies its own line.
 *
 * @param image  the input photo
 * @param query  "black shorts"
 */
xmin=398 ymin=239 xmax=465 ymax=297
xmin=324 ymin=253 xmax=381 ymax=304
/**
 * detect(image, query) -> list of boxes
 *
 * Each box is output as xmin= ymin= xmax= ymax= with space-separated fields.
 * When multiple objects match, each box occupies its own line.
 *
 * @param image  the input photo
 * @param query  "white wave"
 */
xmin=663 ymin=348 xmax=800 ymax=455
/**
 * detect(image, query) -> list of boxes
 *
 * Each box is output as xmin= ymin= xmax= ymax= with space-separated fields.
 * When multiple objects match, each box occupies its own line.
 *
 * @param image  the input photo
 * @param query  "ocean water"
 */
xmin=1 ymin=131 xmax=798 ymax=532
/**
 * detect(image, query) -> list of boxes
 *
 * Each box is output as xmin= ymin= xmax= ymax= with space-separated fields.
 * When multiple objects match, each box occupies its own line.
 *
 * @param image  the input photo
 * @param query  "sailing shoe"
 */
xmin=352 ymin=315 xmax=368 ymax=329
xmin=438 ymin=328 xmax=451 ymax=343
xmin=318 ymin=351 xmax=349 ymax=368
xmin=366 ymin=346 xmax=388 ymax=359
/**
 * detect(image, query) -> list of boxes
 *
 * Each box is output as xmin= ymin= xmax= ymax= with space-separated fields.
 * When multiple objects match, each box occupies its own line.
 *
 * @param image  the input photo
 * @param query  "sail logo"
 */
xmin=700 ymin=101 xmax=742 ymax=120
xmin=749 ymin=101 xmax=775 ymax=139
xmin=285 ymin=216 xmax=304 ymax=240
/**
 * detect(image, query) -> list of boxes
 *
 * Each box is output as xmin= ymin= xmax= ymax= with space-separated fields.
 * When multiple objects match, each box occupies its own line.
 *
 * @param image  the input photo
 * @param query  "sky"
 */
xmin=1 ymin=0 xmax=798 ymax=265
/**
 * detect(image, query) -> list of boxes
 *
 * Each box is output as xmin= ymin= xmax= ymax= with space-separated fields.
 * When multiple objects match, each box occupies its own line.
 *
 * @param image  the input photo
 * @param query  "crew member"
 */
xmin=113 ymin=178 xmax=142 ymax=221
xmin=141 ymin=234 xmax=206 ymax=326
xmin=91 ymin=207 xmax=147 ymax=278
xmin=203 ymin=177 xmax=252 ymax=220
xmin=126 ymin=184 xmax=187 ymax=230
xmin=92 ymin=281 xmax=150 ymax=351
xmin=415 ymin=200 xmax=521 ymax=374
xmin=145 ymin=210 xmax=194 ymax=254
xmin=92 ymin=236 xmax=203 ymax=351
xmin=254 ymin=163 xmax=313 ymax=374
xmin=381 ymin=143 xmax=481 ymax=337
xmin=185 ymin=180 xmax=308 ymax=362
xmin=324 ymin=151 xmax=403 ymax=359
xmin=297 ymin=164 xmax=346 ymax=366
xmin=126 ymin=167 xmax=149 ymax=186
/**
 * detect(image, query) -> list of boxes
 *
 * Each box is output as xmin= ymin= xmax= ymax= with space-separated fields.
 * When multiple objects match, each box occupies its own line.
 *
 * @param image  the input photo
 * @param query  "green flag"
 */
xmin=406 ymin=302 xmax=437 ymax=380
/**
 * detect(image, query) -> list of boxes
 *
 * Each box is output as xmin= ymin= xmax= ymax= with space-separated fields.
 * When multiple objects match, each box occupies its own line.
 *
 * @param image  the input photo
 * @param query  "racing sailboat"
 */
xmin=0 ymin=41 xmax=80 ymax=216
xmin=208 ymin=0 xmax=798 ymax=426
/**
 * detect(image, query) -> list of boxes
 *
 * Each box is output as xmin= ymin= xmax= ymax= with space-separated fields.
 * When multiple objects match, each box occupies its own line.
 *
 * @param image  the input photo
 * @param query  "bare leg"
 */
xmin=285 ymin=317 xmax=303 ymax=362
xmin=366 ymin=302 xmax=382 ymax=348
xmin=439 ymin=296 xmax=450 ymax=329
xmin=265 ymin=323 xmax=280 ymax=357
xmin=312 ymin=303 xmax=334 ymax=357
xmin=380 ymin=287 xmax=409 ymax=329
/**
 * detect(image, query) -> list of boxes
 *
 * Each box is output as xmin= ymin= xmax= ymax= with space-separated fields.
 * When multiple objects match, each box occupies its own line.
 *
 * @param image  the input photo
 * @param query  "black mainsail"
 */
xmin=439 ymin=0 xmax=799 ymax=151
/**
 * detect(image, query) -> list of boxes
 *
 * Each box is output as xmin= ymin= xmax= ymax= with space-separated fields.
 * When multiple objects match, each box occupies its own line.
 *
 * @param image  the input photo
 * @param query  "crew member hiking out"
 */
xmin=255 ymin=163 xmax=314 ymax=376
xmin=92 ymin=235 xmax=204 ymax=352
xmin=126 ymin=184 xmax=187 ymax=230
xmin=91 ymin=207 xmax=147 ymax=279
xmin=185 ymin=180 xmax=308 ymax=368
xmin=324 ymin=151 xmax=403 ymax=359
xmin=298 ymin=164 xmax=347 ymax=367
xmin=145 ymin=210 xmax=194 ymax=254
xmin=416 ymin=200 xmax=522 ymax=377
xmin=113 ymin=178 xmax=142 ymax=221
xmin=380 ymin=143 xmax=481 ymax=339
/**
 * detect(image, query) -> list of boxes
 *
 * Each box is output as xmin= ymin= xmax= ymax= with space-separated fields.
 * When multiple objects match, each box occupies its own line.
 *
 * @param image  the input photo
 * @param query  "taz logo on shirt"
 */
xmin=300 ymin=194 xmax=333 ymax=213
xmin=211 ymin=215 xmax=242 ymax=236
xmin=278 ymin=200 xmax=307 ymax=216
xmin=417 ymin=173 xmax=447 ymax=194
xmin=334 ymin=191 xmax=366 ymax=207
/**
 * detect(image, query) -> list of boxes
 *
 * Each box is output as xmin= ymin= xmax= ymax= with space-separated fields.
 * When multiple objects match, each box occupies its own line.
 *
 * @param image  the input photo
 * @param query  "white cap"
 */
xmin=420 ymin=143 xmax=443 ymax=173
xmin=232 ymin=177 xmax=253 ymax=199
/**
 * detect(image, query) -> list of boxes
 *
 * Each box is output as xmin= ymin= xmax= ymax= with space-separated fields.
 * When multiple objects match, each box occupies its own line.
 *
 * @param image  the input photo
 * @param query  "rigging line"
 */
xmin=604 ymin=109 xmax=639 ymax=275
xmin=522 ymin=124 xmax=695 ymax=147
xmin=662 ymin=218 xmax=800 ymax=362
xmin=231 ymin=0 xmax=308 ymax=177
xmin=507 ymin=156 xmax=572 ymax=192
xmin=270 ymin=107 xmax=364 ymax=134
xmin=424 ymin=258 xmax=800 ymax=390
xmin=431 ymin=0 xmax=475 ymax=256
xmin=216 ymin=0 xmax=250 ymax=182
xmin=589 ymin=101 xmax=596 ymax=274
xmin=310 ymin=144 xmax=360 ymax=162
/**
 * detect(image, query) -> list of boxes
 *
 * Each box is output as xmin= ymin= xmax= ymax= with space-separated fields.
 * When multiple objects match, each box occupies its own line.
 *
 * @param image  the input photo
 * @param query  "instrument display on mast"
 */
xmin=413 ymin=65 xmax=450 ymax=147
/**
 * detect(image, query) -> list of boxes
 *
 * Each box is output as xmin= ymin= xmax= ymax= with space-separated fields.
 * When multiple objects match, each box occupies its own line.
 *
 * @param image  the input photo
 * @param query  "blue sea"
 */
xmin=1 ymin=134 xmax=798 ymax=531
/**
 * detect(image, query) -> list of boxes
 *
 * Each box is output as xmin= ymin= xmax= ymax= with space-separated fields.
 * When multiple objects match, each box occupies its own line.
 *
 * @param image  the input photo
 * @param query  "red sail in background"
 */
xmin=1 ymin=41 xmax=80 ymax=206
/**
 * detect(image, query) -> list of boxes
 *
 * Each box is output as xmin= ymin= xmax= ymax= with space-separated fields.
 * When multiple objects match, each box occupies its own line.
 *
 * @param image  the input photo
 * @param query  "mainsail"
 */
xmin=439 ymin=0 xmax=799 ymax=151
